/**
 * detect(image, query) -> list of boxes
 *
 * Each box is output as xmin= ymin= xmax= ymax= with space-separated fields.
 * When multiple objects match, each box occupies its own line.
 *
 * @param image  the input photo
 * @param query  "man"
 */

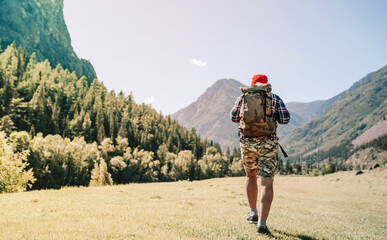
xmin=230 ymin=74 xmax=290 ymax=235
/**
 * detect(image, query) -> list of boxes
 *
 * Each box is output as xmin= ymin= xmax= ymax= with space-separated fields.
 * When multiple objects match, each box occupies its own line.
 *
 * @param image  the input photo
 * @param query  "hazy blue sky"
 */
xmin=64 ymin=0 xmax=387 ymax=114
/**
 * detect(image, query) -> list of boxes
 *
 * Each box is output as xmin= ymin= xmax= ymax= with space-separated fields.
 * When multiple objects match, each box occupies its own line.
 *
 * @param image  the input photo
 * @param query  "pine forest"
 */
xmin=0 ymin=42 xmax=245 ymax=193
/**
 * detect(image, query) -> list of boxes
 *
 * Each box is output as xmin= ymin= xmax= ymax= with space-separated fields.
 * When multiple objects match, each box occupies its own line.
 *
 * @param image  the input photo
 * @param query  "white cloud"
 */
xmin=143 ymin=96 xmax=154 ymax=105
xmin=189 ymin=58 xmax=207 ymax=67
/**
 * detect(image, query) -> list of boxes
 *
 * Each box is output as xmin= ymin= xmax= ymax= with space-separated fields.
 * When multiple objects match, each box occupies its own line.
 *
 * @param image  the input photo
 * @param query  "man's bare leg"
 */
xmin=246 ymin=171 xmax=258 ymax=209
xmin=259 ymin=178 xmax=274 ymax=223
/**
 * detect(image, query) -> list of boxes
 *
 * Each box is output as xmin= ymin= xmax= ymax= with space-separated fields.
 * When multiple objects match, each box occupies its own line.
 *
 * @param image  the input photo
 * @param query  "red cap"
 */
xmin=251 ymin=74 xmax=268 ymax=86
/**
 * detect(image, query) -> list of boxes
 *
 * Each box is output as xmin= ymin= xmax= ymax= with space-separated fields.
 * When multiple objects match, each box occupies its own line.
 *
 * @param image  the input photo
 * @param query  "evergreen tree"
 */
xmin=285 ymin=159 xmax=293 ymax=174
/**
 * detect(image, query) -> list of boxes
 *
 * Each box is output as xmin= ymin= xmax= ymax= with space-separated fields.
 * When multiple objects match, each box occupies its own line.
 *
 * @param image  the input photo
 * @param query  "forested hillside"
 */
xmin=0 ymin=43 xmax=244 ymax=193
xmin=280 ymin=65 xmax=387 ymax=172
xmin=0 ymin=0 xmax=96 ymax=81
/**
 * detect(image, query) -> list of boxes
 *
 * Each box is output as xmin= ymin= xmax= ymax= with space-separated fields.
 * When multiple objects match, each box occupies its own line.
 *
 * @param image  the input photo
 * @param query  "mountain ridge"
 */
xmin=281 ymin=64 xmax=387 ymax=157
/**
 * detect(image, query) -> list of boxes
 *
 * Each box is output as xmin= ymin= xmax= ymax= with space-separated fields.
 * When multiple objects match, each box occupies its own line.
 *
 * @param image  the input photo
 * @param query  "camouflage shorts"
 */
xmin=240 ymin=137 xmax=279 ymax=179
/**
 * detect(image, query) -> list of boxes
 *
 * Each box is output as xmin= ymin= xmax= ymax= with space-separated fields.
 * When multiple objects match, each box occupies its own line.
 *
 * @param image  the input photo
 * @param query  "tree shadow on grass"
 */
xmin=271 ymin=229 xmax=318 ymax=240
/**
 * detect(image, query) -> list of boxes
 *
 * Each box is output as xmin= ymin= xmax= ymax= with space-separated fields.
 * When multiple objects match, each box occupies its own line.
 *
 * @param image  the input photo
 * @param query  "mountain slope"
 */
xmin=172 ymin=79 xmax=243 ymax=151
xmin=277 ymin=100 xmax=327 ymax=138
xmin=351 ymin=119 xmax=387 ymax=148
xmin=286 ymin=100 xmax=327 ymax=123
xmin=281 ymin=65 xmax=387 ymax=157
xmin=0 ymin=0 xmax=96 ymax=81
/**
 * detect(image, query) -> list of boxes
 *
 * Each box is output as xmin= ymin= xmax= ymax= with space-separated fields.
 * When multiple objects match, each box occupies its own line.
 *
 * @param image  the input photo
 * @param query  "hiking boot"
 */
xmin=257 ymin=226 xmax=272 ymax=235
xmin=246 ymin=211 xmax=258 ymax=223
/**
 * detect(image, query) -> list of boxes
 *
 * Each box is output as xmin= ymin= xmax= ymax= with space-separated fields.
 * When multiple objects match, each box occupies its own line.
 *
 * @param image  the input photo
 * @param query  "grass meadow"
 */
xmin=1 ymin=169 xmax=386 ymax=240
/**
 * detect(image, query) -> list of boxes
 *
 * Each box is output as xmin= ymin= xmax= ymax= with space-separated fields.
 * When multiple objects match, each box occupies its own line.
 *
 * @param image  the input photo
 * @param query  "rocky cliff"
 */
xmin=0 ymin=0 xmax=96 ymax=81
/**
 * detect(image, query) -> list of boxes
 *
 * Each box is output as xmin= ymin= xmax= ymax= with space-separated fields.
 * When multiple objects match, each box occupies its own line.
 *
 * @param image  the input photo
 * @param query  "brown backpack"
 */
xmin=238 ymin=84 xmax=276 ymax=137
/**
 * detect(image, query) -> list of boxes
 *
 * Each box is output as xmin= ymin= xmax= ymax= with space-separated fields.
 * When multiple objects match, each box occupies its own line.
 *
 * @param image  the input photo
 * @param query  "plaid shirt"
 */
xmin=230 ymin=93 xmax=290 ymax=140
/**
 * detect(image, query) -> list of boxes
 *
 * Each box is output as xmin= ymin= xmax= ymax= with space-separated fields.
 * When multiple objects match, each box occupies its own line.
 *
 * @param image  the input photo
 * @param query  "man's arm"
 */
xmin=230 ymin=95 xmax=242 ymax=123
xmin=272 ymin=94 xmax=290 ymax=124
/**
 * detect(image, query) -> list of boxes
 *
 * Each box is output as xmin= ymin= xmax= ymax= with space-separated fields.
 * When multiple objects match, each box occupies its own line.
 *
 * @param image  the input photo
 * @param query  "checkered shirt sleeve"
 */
xmin=230 ymin=95 xmax=242 ymax=123
xmin=271 ymin=93 xmax=290 ymax=124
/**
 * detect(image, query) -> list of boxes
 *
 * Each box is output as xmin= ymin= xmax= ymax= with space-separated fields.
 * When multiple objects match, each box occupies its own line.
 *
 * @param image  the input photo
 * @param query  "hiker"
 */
xmin=230 ymin=74 xmax=290 ymax=235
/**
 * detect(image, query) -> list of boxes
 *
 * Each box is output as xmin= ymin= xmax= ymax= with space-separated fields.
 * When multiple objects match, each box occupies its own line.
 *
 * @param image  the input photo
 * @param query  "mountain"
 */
xmin=277 ymin=100 xmax=327 ymax=139
xmin=281 ymin=65 xmax=387 ymax=157
xmin=286 ymin=100 xmax=327 ymax=123
xmin=172 ymin=79 xmax=243 ymax=151
xmin=0 ymin=0 xmax=96 ymax=81
xmin=172 ymin=79 xmax=326 ymax=151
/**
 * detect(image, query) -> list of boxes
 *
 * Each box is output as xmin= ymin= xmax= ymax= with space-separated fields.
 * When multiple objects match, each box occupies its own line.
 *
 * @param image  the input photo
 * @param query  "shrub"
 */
xmin=0 ymin=132 xmax=35 ymax=193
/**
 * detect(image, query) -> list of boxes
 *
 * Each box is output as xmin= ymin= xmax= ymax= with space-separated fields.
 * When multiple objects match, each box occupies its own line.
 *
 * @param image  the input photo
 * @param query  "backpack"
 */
xmin=238 ymin=84 xmax=276 ymax=137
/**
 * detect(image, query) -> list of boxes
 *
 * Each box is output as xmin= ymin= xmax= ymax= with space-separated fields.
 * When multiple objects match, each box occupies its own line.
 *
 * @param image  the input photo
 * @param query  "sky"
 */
xmin=63 ymin=0 xmax=387 ymax=115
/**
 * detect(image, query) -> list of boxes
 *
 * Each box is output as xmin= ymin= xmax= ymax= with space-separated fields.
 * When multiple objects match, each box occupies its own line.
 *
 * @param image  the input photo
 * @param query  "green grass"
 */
xmin=1 ymin=170 xmax=386 ymax=240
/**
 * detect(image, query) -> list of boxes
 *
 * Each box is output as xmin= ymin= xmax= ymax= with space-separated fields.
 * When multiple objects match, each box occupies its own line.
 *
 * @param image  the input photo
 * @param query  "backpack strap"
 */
xmin=239 ymin=92 xmax=246 ymax=119
xmin=262 ymin=91 xmax=267 ymax=118
xmin=279 ymin=143 xmax=288 ymax=158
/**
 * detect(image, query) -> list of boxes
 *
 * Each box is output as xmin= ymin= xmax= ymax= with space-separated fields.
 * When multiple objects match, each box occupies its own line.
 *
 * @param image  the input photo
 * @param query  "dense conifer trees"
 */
xmin=0 ymin=43 xmax=244 ymax=192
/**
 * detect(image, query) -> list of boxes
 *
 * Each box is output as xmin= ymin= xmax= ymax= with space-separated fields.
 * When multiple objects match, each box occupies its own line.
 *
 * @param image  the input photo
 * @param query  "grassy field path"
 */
xmin=1 ymin=169 xmax=386 ymax=239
